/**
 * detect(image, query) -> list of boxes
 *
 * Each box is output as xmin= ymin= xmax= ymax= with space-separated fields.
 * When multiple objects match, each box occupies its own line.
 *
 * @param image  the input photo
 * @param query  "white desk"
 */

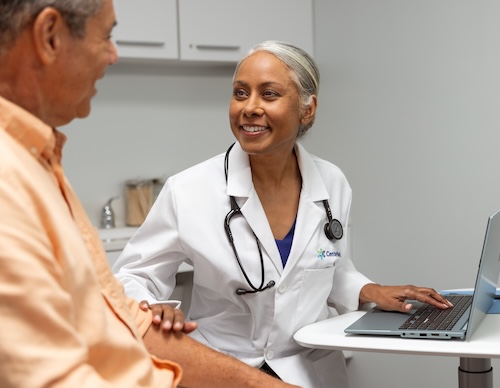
xmin=294 ymin=311 xmax=500 ymax=388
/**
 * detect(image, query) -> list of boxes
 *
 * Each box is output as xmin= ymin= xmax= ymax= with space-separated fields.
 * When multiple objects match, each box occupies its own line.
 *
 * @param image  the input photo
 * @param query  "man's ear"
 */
xmin=301 ymin=94 xmax=318 ymax=126
xmin=32 ymin=7 xmax=65 ymax=64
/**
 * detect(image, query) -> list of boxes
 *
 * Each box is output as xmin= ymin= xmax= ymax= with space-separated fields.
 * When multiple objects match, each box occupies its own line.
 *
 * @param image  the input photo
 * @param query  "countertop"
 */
xmin=98 ymin=227 xmax=193 ymax=273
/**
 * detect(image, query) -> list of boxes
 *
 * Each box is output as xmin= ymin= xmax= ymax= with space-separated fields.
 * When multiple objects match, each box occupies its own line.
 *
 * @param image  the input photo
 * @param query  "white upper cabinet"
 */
xmin=178 ymin=0 xmax=314 ymax=62
xmin=113 ymin=0 xmax=178 ymax=60
xmin=113 ymin=0 xmax=314 ymax=63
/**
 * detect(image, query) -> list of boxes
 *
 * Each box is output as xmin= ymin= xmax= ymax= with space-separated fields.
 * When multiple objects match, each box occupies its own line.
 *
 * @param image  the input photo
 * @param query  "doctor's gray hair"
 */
xmin=0 ymin=0 xmax=103 ymax=53
xmin=233 ymin=40 xmax=320 ymax=138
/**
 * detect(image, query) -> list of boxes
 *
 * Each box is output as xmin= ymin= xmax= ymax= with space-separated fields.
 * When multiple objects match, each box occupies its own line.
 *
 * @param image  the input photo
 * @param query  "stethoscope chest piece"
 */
xmin=324 ymin=218 xmax=343 ymax=240
xmin=322 ymin=199 xmax=343 ymax=241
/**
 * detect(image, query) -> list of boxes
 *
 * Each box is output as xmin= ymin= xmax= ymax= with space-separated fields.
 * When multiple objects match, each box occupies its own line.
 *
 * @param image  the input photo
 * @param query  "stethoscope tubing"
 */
xmin=223 ymin=143 xmax=342 ymax=295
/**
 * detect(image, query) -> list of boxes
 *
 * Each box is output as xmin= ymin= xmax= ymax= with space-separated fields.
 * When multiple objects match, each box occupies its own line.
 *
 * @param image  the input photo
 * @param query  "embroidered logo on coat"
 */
xmin=316 ymin=248 xmax=341 ymax=260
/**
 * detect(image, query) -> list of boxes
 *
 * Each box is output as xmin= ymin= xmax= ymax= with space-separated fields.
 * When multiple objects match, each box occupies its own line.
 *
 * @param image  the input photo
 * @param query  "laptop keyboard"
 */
xmin=399 ymin=295 xmax=472 ymax=331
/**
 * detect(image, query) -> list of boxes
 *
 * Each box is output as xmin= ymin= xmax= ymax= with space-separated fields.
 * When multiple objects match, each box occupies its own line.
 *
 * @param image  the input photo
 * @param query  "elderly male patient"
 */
xmin=0 ymin=1 xmax=300 ymax=387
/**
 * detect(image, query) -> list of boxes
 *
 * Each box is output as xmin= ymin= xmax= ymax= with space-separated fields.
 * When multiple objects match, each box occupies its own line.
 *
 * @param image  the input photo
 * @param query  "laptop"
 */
xmin=345 ymin=208 xmax=500 ymax=340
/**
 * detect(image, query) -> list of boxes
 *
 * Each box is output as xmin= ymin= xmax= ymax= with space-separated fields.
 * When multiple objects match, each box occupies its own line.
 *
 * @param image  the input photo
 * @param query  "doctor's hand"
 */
xmin=359 ymin=283 xmax=454 ymax=313
xmin=140 ymin=300 xmax=198 ymax=334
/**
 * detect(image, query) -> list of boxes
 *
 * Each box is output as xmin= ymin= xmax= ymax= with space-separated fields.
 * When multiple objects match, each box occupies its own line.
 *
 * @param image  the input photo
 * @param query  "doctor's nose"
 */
xmin=242 ymin=98 xmax=264 ymax=117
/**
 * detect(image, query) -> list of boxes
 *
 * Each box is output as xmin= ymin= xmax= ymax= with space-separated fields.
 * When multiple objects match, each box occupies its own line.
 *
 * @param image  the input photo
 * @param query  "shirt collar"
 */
xmin=0 ymin=95 xmax=67 ymax=163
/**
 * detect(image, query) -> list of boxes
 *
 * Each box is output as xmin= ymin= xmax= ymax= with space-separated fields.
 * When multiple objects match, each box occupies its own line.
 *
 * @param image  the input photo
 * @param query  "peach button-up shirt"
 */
xmin=0 ymin=96 xmax=181 ymax=387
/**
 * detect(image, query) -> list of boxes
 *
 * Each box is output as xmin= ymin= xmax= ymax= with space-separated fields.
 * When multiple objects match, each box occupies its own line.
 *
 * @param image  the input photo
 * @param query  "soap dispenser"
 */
xmin=101 ymin=196 xmax=118 ymax=229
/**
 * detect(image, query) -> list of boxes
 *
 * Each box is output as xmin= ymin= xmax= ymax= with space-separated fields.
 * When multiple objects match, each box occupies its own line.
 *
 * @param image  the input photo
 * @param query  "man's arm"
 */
xmin=143 ymin=325 xmax=300 ymax=388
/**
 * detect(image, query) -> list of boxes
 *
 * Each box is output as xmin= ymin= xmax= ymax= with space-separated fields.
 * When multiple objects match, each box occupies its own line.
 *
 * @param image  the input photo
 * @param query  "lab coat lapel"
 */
xmin=226 ymin=143 xmax=284 ymax=274
xmin=225 ymin=142 xmax=332 ymax=275
xmin=225 ymin=142 xmax=252 ymax=196
xmin=241 ymin=193 xmax=284 ymax=274
xmin=281 ymin=143 xmax=330 ymax=275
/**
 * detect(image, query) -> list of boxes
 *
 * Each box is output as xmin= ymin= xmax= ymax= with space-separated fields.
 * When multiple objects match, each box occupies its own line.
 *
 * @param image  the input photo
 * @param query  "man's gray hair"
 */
xmin=0 ymin=0 xmax=103 ymax=51
xmin=233 ymin=41 xmax=320 ymax=138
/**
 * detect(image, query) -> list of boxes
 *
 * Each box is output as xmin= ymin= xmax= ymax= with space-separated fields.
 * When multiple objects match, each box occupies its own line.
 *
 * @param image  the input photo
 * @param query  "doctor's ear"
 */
xmin=300 ymin=95 xmax=318 ymax=126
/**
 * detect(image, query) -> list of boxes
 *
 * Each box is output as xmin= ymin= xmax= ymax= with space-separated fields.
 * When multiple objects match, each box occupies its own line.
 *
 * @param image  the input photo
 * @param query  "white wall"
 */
xmin=308 ymin=1 xmax=500 ymax=387
xmin=62 ymin=1 xmax=500 ymax=387
xmin=62 ymin=63 xmax=236 ymax=225
xmin=309 ymin=0 xmax=500 ymax=289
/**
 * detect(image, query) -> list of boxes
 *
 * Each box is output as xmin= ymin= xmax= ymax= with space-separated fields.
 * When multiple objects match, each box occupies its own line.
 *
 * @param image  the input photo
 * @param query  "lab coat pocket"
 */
xmin=293 ymin=265 xmax=336 ymax=331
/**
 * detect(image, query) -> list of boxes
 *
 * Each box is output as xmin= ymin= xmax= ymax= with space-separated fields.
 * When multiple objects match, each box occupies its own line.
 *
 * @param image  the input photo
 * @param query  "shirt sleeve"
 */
xmin=325 ymin=170 xmax=374 ymax=314
xmin=329 ymin=256 xmax=374 ymax=314
xmin=125 ymin=294 xmax=155 ymax=337
xmin=0 ymin=168 xmax=119 ymax=387
xmin=0 ymin=152 xmax=179 ymax=388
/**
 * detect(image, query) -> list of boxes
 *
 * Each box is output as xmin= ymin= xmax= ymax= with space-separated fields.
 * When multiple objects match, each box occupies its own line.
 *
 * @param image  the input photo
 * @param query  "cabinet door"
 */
xmin=178 ymin=0 xmax=314 ymax=62
xmin=113 ymin=0 xmax=178 ymax=60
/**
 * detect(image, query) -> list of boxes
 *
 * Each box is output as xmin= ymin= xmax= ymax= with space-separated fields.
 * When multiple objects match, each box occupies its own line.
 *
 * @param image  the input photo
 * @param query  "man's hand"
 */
xmin=139 ymin=300 xmax=198 ymax=333
xmin=359 ymin=283 xmax=454 ymax=313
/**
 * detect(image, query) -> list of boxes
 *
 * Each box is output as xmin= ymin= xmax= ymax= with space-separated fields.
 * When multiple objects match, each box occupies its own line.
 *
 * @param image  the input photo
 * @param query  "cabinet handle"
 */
xmin=194 ymin=44 xmax=240 ymax=51
xmin=116 ymin=40 xmax=165 ymax=47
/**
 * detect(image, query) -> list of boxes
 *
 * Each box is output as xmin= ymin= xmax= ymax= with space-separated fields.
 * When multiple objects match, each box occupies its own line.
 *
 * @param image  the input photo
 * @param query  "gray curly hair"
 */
xmin=233 ymin=41 xmax=320 ymax=138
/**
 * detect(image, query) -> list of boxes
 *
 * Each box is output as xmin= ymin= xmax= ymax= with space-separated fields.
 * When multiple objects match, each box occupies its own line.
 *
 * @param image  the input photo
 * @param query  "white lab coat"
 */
xmin=114 ymin=142 xmax=372 ymax=388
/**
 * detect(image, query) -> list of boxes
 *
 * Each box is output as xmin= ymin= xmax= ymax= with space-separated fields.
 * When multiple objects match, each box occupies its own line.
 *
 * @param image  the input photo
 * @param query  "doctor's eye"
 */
xmin=262 ymin=89 xmax=280 ymax=99
xmin=233 ymin=88 xmax=249 ymax=99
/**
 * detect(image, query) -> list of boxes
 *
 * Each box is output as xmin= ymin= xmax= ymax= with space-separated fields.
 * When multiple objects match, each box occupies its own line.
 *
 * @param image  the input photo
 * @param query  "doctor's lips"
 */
xmin=241 ymin=125 xmax=268 ymax=133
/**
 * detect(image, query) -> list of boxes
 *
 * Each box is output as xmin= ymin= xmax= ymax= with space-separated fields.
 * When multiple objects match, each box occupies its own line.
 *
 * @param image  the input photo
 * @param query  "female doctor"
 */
xmin=113 ymin=41 xmax=452 ymax=388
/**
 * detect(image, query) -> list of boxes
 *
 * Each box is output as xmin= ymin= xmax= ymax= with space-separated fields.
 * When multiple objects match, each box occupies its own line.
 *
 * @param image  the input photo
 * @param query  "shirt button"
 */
xmin=30 ymin=147 xmax=38 ymax=155
xmin=278 ymin=283 xmax=287 ymax=293
xmin=266 ymin=350 xmax=275 ymax=360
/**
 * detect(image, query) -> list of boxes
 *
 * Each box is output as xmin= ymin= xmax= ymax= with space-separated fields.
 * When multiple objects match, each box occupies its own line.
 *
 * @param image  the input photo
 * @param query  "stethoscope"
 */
xmin=223 ymin=143 xmax=343 ymax=295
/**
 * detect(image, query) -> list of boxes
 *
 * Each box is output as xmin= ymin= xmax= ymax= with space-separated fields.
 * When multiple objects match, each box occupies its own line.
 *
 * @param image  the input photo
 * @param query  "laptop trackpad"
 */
xmin=346 ymin=308 xmax=410 ymax=333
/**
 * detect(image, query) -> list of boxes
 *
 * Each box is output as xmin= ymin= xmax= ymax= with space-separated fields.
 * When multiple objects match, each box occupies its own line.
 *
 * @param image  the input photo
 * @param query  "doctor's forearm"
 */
xmin=143 ymin=325 xmax=300 ymax=388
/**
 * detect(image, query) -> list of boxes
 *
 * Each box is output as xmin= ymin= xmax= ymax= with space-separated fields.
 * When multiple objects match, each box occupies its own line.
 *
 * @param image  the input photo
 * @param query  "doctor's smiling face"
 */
xmin=229 ymin=51 xmax=316 ymax=158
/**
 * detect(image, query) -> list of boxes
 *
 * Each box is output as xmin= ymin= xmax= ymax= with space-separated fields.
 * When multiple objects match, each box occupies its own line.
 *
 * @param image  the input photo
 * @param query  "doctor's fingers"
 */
xmin=402 ymin=286 xmax=454 ymax=309
xmin=149 ymin=303 xmax=198 ymax=334
xmin=149 ymin=303 xmax=183 ymax=330
xmin=139 ymin=300 xmax=169 ymax=327
xmin=139 ymin=300 xmax=150 ymax=311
